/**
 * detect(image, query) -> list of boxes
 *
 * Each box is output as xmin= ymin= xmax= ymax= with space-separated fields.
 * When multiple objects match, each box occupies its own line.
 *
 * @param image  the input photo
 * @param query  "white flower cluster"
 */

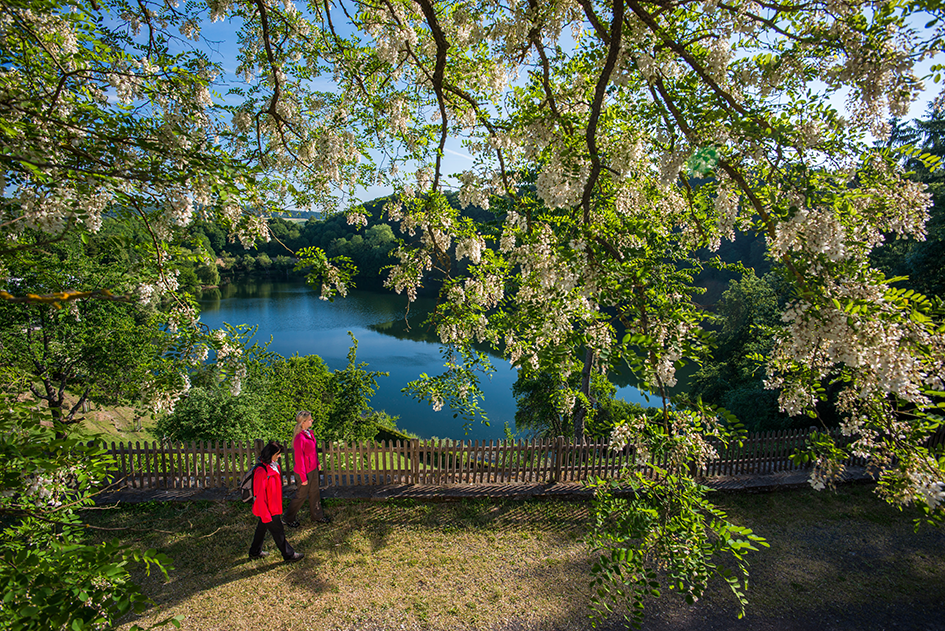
xmin=232 ymin=110 xmax=253 ymax=132
xmin=711 ymin=172 xmax=739 ymax=251
xmin=769 ymin=274 xmax=936 ymax=413
xmin=829 ymin=18 xmax=920 ymax=138
xmin=167 ymin=303 xmax=198 ymax=333
xmin=599 ymin=134 xmax=646 ymax=178
xmin=861 ymin=160 xmax=932 ymax=243
xmin=633 ymin=318 xmax=693 ymax=391
xmin=192 ymin=344 xmax=209 ymax=363
xmin=658 ymin=148 xmax=691 ymax=190
xmin=216 ymin=340 xmax=243 ymax=361
xmin=150 ymin=387 xmax=183 ymax=415
xmin=165 ymin=189 xmax=195 ymax=227
xmin=455 ymin=235 xmax=486 ymax=264
xmin=315 ymin=129 xmax=357 ymax=185
xmin=208 ymin=0 xmax=231 ymax=22
xmin=769 ymin=205 xmax=847 ymax=262
xmin=12 ymin=181 xmax=110 ymax=236
xmin=705 ymin=36 xmax=732 ymax=85
xmin=229 ymin=363 xmax=247 ymax=396
xmin=384 ymin=248 xmax=432 ymax=302
xmin=232 ymin=215 xmax=270 ymax=249
xmin=387 ymin=98 xmax=410 ymax=137
xmin=6 ymin=7 xmax=78 ymax=59
xmin=136 ymin=283 xmax=159 ymax=306
xmin=809 ymin=456 xmax=844 ymax=491
xmin=346 ymin=209 xmax=368 ymax=228
xmin=318 ymin=264 xmax=349 ymax=300
xmin=906 ymin=465 xmax=945 ymax=511
xmin=24 ymin=474 xmax=60 ymax=507
xmin=457 ymin=170 xmax=491 ymax=210
xmin=536 ymin=158 xmax=587 ymax=209
xmin=610 ymin=422 xmax=635 ymax=452
xmin=108 ymin=68 xmax=140 ymax=105
xmin=364 ymin=3 xmax=417 ymax=66
xmin=609 ymin=415 xmax=650 ymax=465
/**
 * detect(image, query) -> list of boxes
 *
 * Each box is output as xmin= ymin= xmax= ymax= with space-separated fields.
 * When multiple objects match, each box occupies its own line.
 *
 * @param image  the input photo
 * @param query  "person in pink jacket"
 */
xmin=248 ymin=441 xmax=304 ymax=562
xmin=283 ymin=410 xmax=331 ymax=527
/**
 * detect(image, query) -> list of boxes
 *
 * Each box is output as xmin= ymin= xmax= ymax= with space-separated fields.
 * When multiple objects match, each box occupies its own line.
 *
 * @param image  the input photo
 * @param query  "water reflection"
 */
xmin=198 ymin=282 xmax=511 ymax=439
xmin=197 ymin=280 xmax=661 ymax=439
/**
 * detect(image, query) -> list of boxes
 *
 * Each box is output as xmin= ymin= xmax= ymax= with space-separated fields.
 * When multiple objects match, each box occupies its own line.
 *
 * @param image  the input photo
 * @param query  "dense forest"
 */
xmin=182 ymin=193 xmax=495 ymax=296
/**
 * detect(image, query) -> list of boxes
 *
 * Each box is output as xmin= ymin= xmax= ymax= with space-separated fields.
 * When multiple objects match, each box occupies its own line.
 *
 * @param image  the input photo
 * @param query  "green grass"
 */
xmin=21 ymin=391 xmax=158 ymax=444
xmin=82 ymin=483 xmax=945 ymax=631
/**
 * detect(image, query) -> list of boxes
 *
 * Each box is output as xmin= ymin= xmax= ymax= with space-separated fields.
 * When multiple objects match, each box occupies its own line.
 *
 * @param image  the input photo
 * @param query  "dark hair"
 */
xmin=259 ymin=440 xmax=284 ymax=464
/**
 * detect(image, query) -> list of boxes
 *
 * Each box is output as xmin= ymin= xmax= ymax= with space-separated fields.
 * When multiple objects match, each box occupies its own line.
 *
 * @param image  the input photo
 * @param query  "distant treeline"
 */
xmin=183 ymin=193 xmax=494 ymax=295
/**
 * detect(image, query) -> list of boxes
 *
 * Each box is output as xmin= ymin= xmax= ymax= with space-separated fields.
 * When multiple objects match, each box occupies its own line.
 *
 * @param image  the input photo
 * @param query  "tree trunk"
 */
xmin=572 ymin=347 xmax=595 ymax=441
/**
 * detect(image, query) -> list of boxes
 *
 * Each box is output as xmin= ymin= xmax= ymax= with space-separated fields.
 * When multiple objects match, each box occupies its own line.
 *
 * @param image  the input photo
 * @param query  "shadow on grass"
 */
xmin=86 ymin=496 xmax=599 ymax=629
xmin=84 ymin=486 xmax=945 ymax=631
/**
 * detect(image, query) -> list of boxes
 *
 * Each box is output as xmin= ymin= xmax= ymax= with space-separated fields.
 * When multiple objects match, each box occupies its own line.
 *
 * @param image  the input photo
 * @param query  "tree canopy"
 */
xmin=3 ymin=0 xmax=945 ymax=624
xmin=216 ymin=0 xmax=944 ymax=514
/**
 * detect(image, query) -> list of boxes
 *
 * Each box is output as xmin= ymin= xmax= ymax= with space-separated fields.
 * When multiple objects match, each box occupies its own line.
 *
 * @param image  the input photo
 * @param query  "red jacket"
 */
xmin=252 ymin=462 xmax=283 ymax=523
xmin=292 ymin=430 xmax=320 ymax=485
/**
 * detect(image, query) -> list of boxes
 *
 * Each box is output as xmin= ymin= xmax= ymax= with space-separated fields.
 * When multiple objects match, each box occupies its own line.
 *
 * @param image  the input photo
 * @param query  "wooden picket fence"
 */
xmin=101 ymin=426 xmax=945 ymax=492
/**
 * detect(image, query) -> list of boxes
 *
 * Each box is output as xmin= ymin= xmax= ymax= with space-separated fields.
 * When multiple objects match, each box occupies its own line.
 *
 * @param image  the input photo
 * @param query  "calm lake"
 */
xmin=197 ymin=279 xmax=653 ymax=440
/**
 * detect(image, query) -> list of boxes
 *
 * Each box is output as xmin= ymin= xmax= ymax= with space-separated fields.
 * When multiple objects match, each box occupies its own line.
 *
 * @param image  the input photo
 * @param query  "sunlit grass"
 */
xmin=83 ymin=485 xmax=945 ymax=631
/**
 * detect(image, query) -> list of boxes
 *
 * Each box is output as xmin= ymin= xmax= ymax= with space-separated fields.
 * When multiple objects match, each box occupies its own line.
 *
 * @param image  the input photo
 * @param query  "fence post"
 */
xmin=411 ymin=439 xmax=420 ymax=485
xmin=554 ymin=436 xmax=564 ymax=483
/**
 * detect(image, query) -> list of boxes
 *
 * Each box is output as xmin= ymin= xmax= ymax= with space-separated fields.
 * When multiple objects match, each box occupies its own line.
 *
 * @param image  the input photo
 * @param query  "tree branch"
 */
xmin=581 ymin=0 xmax=624 ymax=225
xmin=625 ymin=0 xmax=758 ymax=122
xmin=412 ymin=0 xmax=451 ymax=193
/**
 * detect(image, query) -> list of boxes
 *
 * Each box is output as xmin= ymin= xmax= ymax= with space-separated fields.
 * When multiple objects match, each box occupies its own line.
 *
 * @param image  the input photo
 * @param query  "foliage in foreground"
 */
xmin=0 ymin=395 xmax=177 ymax=631
xmin=589 ymin=410 xmax=767 ymax=627
xmin=3 ymin=0 xmax=945 ymax=627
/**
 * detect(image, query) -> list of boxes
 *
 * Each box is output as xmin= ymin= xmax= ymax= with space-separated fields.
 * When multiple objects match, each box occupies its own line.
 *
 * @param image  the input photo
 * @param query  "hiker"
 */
xmin=283 ymin=410 xmax=331 ymax=527
xmin=248 ymin=440 xmax=304 ymax=562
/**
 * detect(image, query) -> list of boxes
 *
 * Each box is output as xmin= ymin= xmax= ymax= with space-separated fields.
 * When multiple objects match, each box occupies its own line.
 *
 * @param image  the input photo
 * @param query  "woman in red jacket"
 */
xmin=283 ymin=410 xmax=330 ymax=527
xmin=249 ymin=441 xmax=304 ymax=562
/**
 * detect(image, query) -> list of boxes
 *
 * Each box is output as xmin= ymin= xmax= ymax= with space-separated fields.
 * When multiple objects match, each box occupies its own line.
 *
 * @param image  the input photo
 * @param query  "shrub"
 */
xmin=155 ymin=386 xmax=267 ymax=443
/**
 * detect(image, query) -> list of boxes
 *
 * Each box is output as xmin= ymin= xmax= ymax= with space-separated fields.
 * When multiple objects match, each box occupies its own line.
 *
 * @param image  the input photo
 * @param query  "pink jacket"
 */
xmin=252 ymin=463 xmax=283 ymax=524
xmin=292 ymin=430 xmax=320 ymax=485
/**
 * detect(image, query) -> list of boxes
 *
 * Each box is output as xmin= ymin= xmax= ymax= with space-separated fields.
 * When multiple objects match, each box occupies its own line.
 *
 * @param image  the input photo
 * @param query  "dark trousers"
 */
xmin=284 ymin=469 xmax=324 ymax=522
xmin=249 ymin=516 xmax=296 ymax=560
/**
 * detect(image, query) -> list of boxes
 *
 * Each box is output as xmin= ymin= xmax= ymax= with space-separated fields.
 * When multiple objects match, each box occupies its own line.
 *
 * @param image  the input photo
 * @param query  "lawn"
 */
xmin=84 ymin=484 xmax=945 ymax=631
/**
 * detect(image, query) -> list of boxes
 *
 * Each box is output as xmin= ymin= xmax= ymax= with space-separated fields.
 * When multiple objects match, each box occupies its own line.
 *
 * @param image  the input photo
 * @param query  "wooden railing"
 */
xmin=100 ymin=426 xmax=944 ymax=492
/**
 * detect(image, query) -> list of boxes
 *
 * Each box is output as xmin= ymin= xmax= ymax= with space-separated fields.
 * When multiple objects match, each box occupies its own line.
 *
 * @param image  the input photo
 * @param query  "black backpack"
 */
xmin=240 ymin=463 xmax=265 ymax=503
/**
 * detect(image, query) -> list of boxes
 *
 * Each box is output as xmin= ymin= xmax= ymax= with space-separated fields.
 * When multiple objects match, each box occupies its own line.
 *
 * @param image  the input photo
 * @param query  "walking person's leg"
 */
xmin=307 ymin=469 xmax=325 ymax=522
xmin=265 ymin=518 xmax=302 ymax=561
xmin=283 ymin=480 xmax=305 ymax=525
xmin=248 ymin=518 xmax=268 ymax=558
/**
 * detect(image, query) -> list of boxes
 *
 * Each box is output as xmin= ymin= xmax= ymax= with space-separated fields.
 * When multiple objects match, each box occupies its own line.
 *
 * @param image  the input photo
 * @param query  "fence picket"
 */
xmin=99 ymin=431 xmax=853 ymax=492
xmin=174 ymin=441 xmax=183 ymax=489
xmin=149 ymin=441 xmax=156 ymax=489
xmin=324 ymin=441 xmax=333 ymax=487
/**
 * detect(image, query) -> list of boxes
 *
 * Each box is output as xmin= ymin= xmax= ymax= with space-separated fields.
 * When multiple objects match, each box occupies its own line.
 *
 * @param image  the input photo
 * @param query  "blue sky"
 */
xmin=186 ymin=10 xmax=943 ymax=207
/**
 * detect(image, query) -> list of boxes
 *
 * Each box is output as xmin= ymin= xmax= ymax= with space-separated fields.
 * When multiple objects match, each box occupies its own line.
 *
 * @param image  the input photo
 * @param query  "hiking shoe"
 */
xmin=248 ymin=551 xmax=269 ymax=559
xmin=282 ymin=518 xmax=300 ymax=528
xmin=317 ymin=515 xmax=332 ymax=524
xmin=285 ymin=552 xmax=304 ymax=563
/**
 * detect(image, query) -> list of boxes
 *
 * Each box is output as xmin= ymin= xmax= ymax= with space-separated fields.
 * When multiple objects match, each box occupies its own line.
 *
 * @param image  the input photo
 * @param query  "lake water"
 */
xmin=197 ymin=279 xmax=654 ymax=440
